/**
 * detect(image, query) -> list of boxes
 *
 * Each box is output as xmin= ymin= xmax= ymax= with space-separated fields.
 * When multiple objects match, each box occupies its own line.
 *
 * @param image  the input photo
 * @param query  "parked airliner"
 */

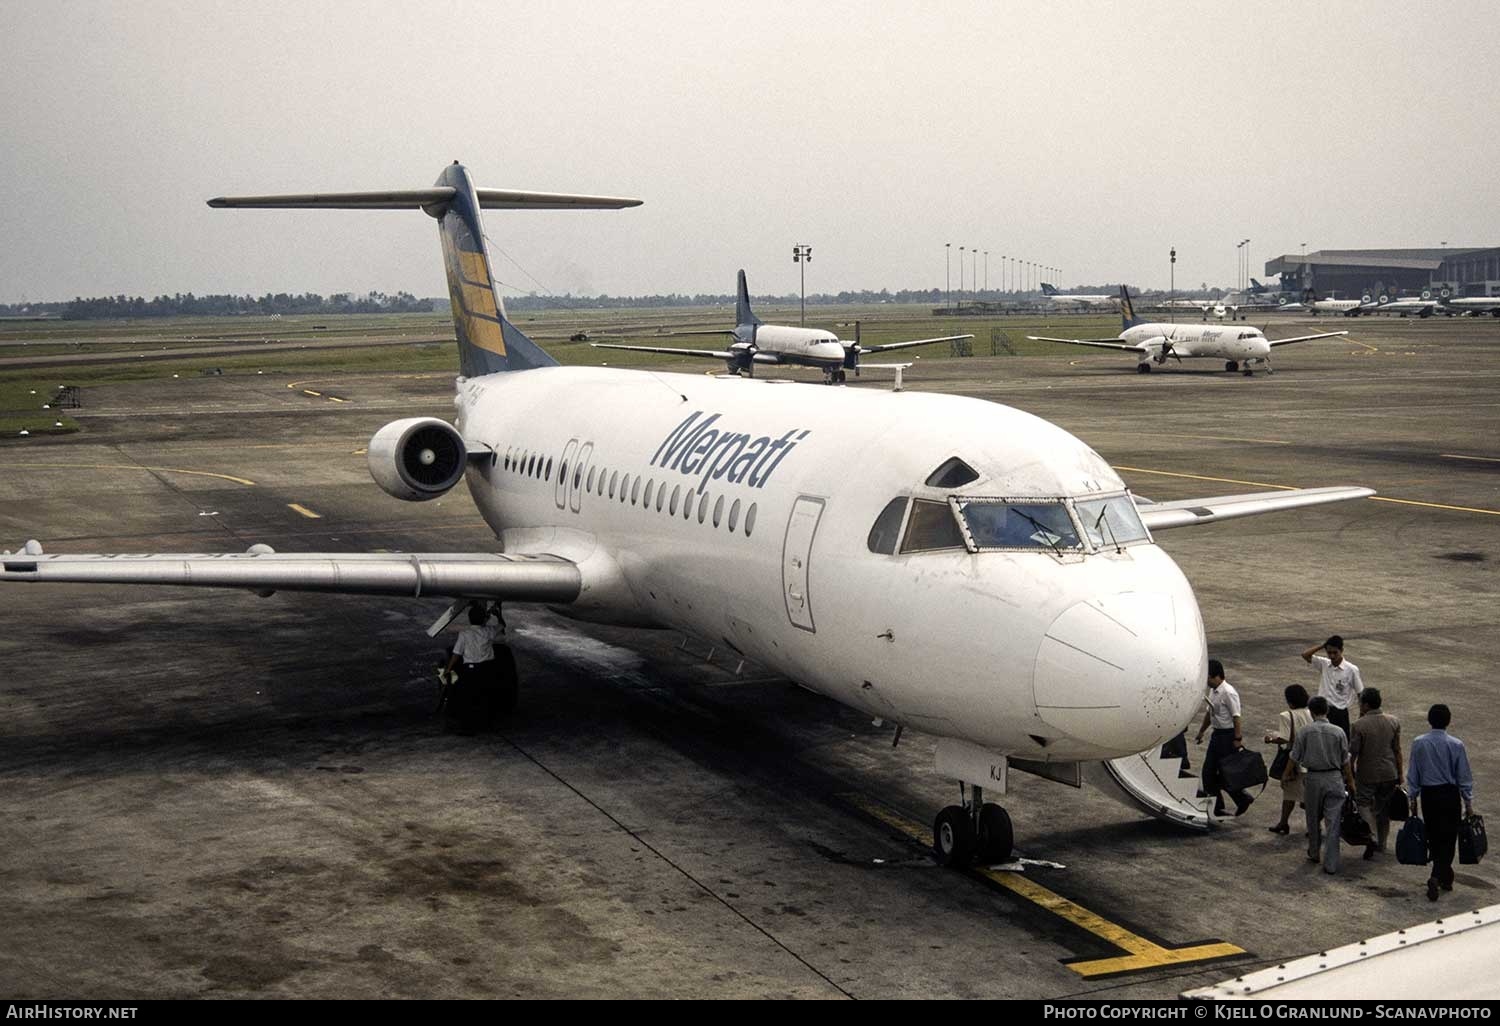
xmin=1040 ymin=283 xmax=1117 ymax=309
xmin=591 ymin=270 xmax=970 ymax=383
xmin=1030 ymin=286 xmax=1347 ymax=375
xmin=1 ymin=164 xmax=1374 ymax=864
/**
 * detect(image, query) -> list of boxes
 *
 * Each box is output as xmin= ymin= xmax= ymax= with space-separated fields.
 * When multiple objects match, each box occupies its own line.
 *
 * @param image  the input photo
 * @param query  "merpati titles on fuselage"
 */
xmin=650 ymin=410 xmax=811 ymax=493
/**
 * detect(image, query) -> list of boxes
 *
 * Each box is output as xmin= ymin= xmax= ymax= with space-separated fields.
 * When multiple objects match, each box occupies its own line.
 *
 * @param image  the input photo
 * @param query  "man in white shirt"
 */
xmin=443 ymin=602 xmax=507 ymax=731
xmin=1301 ymin=634 xmax=1364 ymax=737
xmin=1194 ymin=659 xmax=1253 ymax=817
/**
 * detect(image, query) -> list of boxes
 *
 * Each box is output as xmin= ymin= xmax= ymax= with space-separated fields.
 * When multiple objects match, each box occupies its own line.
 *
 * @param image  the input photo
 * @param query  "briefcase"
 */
xmin=1396 ymin=816 xmax=1429 ymax=866
xmin=1218 ymin=748 xmax=1268 ymax=793
xmin=1460 ymin=814 xmax=1487 ymax=865
xmin=1385 ymin=788 xmax=1409 ymax=822
xmin=1341 ymin=800 xmax=1374 ymax=846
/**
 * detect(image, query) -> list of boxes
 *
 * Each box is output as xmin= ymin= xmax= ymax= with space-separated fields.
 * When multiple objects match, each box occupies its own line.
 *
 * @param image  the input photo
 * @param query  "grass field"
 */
xmin=0 ymin=306 xmax=1125 ymax=434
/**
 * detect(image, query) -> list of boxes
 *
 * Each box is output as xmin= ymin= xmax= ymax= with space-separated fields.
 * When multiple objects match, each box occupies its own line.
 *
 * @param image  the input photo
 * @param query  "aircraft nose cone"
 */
xmin=1033 ymin=591 xmax=1205 ymax=755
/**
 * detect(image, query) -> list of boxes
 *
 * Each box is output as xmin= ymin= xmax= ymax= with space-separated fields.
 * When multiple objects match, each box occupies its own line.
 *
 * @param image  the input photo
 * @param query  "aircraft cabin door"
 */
xmin=782 ymin=495 xmax=825 ymax=633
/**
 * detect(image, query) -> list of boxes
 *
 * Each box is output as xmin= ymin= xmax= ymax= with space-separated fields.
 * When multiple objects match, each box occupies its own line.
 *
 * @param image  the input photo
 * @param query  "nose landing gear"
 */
xmin=933 ymin=784 xmax=1014 ymax=866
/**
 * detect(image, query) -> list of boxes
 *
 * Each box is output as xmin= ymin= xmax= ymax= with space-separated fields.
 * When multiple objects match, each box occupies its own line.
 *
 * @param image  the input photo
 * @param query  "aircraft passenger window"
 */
xmin=697 ymin=492 xmax=709 ymax=523
xmin=609 ymin=471 xmax=618 ymax=499
xmin=745 ymin=503 xmax=757 ymax=537
xmin=925 ymin=457 xmax=980 ymax=489
xmin=587 ymin=466 xmax=596 ymax=493
xmin=558 ymin=460 xmax=567 ymax=484
xmin=526 ymin=454 xmax=536 ymax=477
xmin=1074 ymin=494 xmax=1151 ymax=549
xmin=901 ymin=499 xmax=965 ymax=552
xmin=683 ymin=489 xmax=693 ymax=519
xmin=866 ymin=497 xmax=908 ymax=555
xmin=957 ymin=500 xmax=1081 ymax=551
xmin=574 ymin=466 xmax=583 ymax=489
xmin=670 ymin=486 xmax=681 ymax=516
xmin=728 ymin=499 xmax=741 ymax=532
xmin=545 ymin=458 xmax=553 ymax=481
xmin=656 ymin=484 xmax=666 ymax=513
xmin=712 ymin=495 xmax=724 ymax=527
xmin=644 ymin=479 xmax=654 ymax=508
xmin=503 ymin=450 xmax=511 ymax=471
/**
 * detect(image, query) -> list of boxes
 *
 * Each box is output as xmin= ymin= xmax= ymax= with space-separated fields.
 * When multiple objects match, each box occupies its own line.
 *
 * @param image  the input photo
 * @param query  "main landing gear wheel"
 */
xmin=933 ymin=805 xmax=975 ymax=866
xmin=977 ymin=803 xmax=1014 ymax=863
xmin=1225 ymin=360 xmax=1238 ymax=372
xmin=1136 ymin=363 xmax=1152 ymax=374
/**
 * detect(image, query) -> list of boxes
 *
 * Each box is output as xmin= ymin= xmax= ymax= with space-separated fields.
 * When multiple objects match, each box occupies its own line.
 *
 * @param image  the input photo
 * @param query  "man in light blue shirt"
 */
xmin=1407 ymin=704 xmax=1476 ymax=901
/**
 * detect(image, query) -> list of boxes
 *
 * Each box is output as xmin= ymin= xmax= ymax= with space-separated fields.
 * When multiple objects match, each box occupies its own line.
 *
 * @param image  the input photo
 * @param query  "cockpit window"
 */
xmin=955 ymin=499 xmax=1081 ymax=552
xmin=925 ymin=457 xmax=979 ymax=489
xmin=1074 ymin=494 xmax=1151 ymax=549
xmin=867 ymin=497 xmax=908 ymax=554
xmin=900 ymin=499 xmax=966 ymax=553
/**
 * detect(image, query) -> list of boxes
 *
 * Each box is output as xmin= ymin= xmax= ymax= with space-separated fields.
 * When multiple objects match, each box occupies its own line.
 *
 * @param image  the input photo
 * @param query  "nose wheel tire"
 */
xmin=1136 ymin=363 xmax=1152 ymax=374
xmin=1225 ymin=360 xmax=1238 ymax=372
xmin=934 ymin=805 xmax=976 ymax=866
xmin=977 ymin=804 xmax=1014 ymax=863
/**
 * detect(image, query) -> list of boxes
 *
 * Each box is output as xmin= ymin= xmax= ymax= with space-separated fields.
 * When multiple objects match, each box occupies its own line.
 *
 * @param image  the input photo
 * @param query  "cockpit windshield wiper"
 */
xmin=1014 ymin=510 xmax=1064 ymax=556
xmin=1093 ymin=504 xmax=1122 ymax=554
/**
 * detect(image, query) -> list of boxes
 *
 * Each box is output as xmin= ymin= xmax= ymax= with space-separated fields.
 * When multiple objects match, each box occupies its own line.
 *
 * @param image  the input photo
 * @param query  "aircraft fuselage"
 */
xmin=454 ymin=366 xmax=1206 ymax=763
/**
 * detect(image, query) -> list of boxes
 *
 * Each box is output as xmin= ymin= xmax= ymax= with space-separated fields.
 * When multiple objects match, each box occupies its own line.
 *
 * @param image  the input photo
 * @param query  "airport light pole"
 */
xmin=984 ymin=251 xmax=988 ymax=295
xmin=1169 ymin=247 xmax=1176 ymax=324
xmin=792 ymin=244 xmax=811 ymax=326
xmin=1242 ymin=238 xmax=1250 ymax=295
xmin=959 ymin=247 xmax=966 ymax=308
xmin=945 ymin=243 xmax=951 ymax=309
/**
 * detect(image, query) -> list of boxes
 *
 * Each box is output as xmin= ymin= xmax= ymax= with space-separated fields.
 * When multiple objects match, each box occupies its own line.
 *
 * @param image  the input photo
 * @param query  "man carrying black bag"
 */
xmin=1194 ymin=660 xmax=1253 ymax=818
xmin=1289 ymin=697 xmax=1358 ymax=874
xmin=1407 ymin=704 xmax=1476 ymax=901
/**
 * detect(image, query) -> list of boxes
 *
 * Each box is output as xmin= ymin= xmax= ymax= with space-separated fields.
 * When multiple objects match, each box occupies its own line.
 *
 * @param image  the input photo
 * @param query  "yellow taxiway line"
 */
xmin=286 ymin=503 xmax=322 ymax=519
xmin=0 ymin=463 xmax=256 ymax=487
xmin=842 ymin=794 xmax=1245 ymax=978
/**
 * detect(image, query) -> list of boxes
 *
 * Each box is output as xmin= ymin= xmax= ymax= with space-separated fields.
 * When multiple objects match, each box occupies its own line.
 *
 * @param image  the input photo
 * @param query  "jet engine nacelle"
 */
xmin=367 ymin=417 xmax=467 ymax=501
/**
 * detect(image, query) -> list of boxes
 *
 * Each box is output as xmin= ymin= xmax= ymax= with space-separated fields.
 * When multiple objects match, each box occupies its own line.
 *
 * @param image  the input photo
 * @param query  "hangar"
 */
xmin=1265 ymin=247 xmax=1500 ymax=299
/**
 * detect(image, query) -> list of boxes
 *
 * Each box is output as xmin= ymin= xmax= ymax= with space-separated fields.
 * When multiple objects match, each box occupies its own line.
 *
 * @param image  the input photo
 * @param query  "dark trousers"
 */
xmin=1328 ymin=705 xmax=1351 ymax=737
xmin=1203 ymin=728 xmax=1249 ymax=815
xmin=1422 ymin=784 xmax=1462 ymax=887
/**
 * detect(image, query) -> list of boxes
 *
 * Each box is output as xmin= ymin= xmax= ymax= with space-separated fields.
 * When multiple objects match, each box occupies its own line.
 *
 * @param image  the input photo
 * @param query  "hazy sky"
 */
xmin=3 ymin=1 xmax=1496 ymax=303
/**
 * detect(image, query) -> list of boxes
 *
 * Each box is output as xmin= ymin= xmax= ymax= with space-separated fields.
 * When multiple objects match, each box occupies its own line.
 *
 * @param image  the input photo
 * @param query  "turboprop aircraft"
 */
xmin=1029 ymin=286 xmax=1348 ymax=375
xmin=0 ymin=163 xmax=1375 ymax=865
xmin=590 ymin=270 xmax=971 ymax=383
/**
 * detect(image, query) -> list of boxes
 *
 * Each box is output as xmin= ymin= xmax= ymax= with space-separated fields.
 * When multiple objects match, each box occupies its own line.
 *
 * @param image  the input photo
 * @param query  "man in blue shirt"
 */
xmin=1407 ymin=704 xmax=1476 ymax=901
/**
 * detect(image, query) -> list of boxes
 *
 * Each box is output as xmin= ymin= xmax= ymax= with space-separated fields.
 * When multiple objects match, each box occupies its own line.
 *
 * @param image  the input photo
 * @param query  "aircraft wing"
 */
xmin=1136 ymin=487 xmax=1374 ymax=531
xmin=859 ymin=334 xmax=974 ymax=354
xmin=0 ymin=546 xmax=582 ymax=601
xmin=1267 ymin=330 xmax=1349 ymax=348
xmin=1028 ymin=336 xmax=1149 ymax=353
xmin=589 ymin=342 xmax=736 ymax=360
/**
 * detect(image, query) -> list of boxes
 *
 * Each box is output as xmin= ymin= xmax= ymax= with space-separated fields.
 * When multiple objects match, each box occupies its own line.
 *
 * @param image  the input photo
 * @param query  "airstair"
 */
xmin=1086 ymin=741 xmax=1213 ymax=830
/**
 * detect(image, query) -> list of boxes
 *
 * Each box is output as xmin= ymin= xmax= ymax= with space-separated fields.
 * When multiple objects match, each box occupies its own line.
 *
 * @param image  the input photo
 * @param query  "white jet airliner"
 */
xmin=0 ymin=163 xmax=1375 ymax=864
xmin=1040 ymin=283 xmax=1118 ymax=309
xmin=590 ymin=270 xmax=971 ymax=383
xmin=1030 ymin=287 xmax=1348 ymax=375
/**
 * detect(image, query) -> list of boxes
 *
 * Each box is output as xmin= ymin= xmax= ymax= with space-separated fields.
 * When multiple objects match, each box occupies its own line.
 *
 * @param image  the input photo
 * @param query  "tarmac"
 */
xmin=1 ymin=314 xmax=1497 ymax=999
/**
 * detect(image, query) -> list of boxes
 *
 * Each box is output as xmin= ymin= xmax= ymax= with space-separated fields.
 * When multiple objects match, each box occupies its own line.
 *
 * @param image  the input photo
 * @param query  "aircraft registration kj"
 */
xmin=1030 ymin=286 xmax=1349 ymax=375
xmin=590 ymin=270 xmax=971 ymax=384
xmin=0 ymin=163 xmax=1375 ymax=864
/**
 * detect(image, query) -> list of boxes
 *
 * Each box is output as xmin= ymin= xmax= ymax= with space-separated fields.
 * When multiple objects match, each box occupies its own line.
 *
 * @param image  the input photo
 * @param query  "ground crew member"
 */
xmin=443 ymin=602 xmax=506 ymax=731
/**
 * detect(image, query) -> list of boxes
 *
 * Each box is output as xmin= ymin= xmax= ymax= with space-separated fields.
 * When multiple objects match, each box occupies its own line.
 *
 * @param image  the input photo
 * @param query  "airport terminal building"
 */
xmin=1265 ymin=247 xmax=1500 ymax=299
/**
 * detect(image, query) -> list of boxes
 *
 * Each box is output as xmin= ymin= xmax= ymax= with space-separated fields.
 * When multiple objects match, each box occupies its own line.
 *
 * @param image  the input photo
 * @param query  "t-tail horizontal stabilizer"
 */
xmin=208 ymin=163 xmax=642 ymax=378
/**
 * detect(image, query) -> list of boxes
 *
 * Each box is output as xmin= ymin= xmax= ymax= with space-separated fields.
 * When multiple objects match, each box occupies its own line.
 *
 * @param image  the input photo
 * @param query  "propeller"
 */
xmin=1155 ymin=328 xmax=1181 ymax=365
